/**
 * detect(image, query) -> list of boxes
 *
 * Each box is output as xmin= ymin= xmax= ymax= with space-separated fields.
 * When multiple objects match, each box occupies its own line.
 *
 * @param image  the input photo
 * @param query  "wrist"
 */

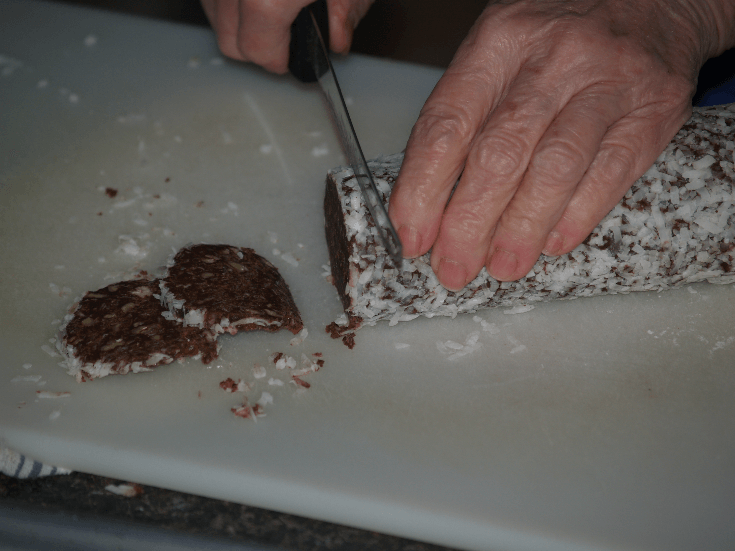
xmin=675 ymin=0 xmax=735 ymax=60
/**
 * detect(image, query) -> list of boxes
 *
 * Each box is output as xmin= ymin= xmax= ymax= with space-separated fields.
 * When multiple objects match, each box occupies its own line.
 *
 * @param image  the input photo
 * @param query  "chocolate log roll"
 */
xmin=324 ymin=104 xmax=735 ymax=336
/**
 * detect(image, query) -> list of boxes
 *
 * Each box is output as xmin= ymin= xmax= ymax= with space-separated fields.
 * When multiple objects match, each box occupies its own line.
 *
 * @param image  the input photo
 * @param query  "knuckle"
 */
xmin=598 ymin=142 xmax=638 ymax=183
xmin=529 ymin=139 xmax=588 ymax=186
xmin=449 ymin=206 xmax=489 ymax=236
xmin=468 ymin=133 xmax=526 ymax=181
xmin=411 ymin=105 xmax=474 ymax=154
xmin=442 ymin=201 xmax=497 ymax=247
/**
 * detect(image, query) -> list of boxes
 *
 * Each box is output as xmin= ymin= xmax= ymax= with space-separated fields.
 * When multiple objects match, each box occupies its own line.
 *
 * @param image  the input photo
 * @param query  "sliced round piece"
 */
xmin=58 ymin=279 xmax=218 ymax=381
xmin=160 ymin=244 xmax=303 ymax=337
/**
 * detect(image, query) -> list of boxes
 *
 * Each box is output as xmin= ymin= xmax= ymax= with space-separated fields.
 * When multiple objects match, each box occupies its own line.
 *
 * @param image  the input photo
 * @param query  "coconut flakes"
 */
xmin=253 ymin=364 xmax=267 ymax=379
xmin=290 ymin=327 xmax=308 ymax=346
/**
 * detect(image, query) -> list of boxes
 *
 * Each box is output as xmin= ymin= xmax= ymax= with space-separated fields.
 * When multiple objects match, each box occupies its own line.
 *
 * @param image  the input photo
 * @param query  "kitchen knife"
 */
xmin=289 ymin=0 xmax=403 ymax=267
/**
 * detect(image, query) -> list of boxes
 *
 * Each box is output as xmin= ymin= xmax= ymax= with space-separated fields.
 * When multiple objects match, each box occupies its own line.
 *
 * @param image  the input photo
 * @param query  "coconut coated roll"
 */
xmin=324 ymin=103 xmax=735 ymax=333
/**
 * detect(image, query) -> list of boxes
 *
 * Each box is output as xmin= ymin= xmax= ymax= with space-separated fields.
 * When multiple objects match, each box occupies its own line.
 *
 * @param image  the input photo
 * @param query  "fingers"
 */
xmin=391 ymin=22 xmax=688 ymax=291
xmin=388 ymin=33 xmax=519 ymax=262
xmin=393 ymin=71 xmax=671 ymax=290
xmin=237 ymin=0 xmax=312 ymax=73
xmin=426 ymin=78 xmax=565 ymax=290
xmin=203 ymin=0 xmax=372 ymax=72
xmin=480 ymin=90 xmax=630 ymax=281
xmin=201 ymin=0 xmax=243 ymax=61
xmin=542 ymin=105 xmax=692 ymax=257
xmin=388 ymin=72 xmax=497 ymax=262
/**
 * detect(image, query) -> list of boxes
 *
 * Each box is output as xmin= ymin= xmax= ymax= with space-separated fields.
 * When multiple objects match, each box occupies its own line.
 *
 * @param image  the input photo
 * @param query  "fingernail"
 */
xmin=398 ymin=224 xmax=421 ymax=258
xmin=436 ymin=257 xmax=468 ymax=291
xmin=542 ymin=231 xmax=564 ymax=256
xmin=488 ymin=248 xmax=517 ymax=281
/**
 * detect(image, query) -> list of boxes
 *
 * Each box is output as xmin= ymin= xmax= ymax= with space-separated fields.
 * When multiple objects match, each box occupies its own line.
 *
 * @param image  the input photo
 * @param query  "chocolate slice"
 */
xmin=58 ymin=279 xmax=218 ymax=382
xmin=160 ymin=244 xmax=303 ymax=337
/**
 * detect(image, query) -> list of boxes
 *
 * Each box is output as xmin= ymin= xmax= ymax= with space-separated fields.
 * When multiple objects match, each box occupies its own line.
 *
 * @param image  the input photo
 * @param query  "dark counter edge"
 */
xmin=0 ymin=473 xmax=460 ymax=551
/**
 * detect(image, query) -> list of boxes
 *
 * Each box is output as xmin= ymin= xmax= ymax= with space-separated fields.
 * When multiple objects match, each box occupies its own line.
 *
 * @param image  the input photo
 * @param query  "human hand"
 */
xmin=388 ymin=0 xmax=735 ymax=290
xmin=200 ymin=0 xmax=374 ymax=73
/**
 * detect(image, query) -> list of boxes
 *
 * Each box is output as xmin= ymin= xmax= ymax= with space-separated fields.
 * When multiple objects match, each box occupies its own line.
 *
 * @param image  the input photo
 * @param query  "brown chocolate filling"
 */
xmin=163 ymin=244 xmax=303 ymax=335
xmin=324 ymin=180 xmax=352 ymax=311
xmin=63 ymin=279 xmax=218 ymax=376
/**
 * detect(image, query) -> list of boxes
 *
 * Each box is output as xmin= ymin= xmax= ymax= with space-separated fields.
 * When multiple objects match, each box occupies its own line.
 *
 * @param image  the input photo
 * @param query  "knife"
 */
xmin=289 ymin=0 xmax=403 ymax=267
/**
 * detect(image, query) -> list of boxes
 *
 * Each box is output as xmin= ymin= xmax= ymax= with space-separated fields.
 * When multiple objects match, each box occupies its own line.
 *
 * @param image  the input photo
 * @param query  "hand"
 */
xmin=388 ymin=0 xmax=735 ymax=290
xmin=200 ymin=0 xmax=374 ymax=73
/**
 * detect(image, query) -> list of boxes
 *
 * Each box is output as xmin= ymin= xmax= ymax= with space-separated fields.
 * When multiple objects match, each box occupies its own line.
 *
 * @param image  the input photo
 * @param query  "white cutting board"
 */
xmin=2 ymin=2 xmax=734 ymax=550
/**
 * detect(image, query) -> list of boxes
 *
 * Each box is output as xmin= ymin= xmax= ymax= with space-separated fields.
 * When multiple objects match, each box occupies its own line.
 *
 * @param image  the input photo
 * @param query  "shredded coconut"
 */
xmin=290 ymin=327 xmax=308 ymax=346
xmin=253 ymin=364 xmax=266 ymax=379
xmin=257 ymin=392 xmax=274 ymax=407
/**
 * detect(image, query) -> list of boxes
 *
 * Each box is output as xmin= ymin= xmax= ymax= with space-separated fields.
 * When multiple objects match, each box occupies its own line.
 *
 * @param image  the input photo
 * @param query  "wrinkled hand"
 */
xmin=389 ymin=0 xmax=735 ymax=290
xmin=200 ymin=0 xmax=374 ymax=73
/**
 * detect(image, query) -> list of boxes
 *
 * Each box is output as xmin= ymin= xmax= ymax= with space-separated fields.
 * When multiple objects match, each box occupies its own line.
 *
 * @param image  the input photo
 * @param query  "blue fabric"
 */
xmin=697 ymin=75 xmax=735 ymax=106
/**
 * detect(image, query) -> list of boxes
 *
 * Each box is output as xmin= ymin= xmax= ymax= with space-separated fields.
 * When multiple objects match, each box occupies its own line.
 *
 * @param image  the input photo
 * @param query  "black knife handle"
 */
xmin=288 ymin=0 xmax=329 ymax=83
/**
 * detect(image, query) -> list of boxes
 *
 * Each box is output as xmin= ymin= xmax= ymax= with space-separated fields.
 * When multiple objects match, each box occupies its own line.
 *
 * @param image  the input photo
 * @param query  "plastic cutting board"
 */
xmin=2 ymin=2 xmax=735 ymax=550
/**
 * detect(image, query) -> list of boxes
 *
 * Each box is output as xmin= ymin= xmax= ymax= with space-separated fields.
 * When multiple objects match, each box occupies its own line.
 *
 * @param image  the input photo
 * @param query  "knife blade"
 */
xmin=289 ymin=0 xmax=403 ymax=267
